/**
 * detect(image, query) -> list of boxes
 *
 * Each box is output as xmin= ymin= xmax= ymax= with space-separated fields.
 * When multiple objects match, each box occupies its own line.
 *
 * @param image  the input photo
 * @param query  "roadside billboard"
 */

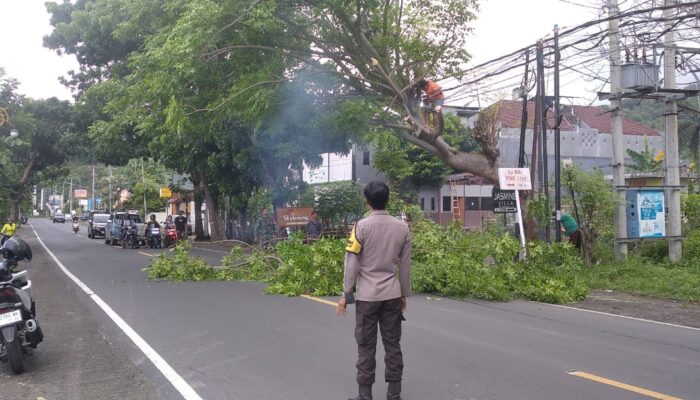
xmin=74 ymin=189 xmax=88 ymax=198
xmin=276 ymin=207 xmax=314 ymax=228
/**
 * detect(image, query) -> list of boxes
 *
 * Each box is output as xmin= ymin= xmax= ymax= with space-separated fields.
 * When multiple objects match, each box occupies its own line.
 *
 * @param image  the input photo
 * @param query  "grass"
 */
xmin=586 ymin=258 xmax=700 ymax=302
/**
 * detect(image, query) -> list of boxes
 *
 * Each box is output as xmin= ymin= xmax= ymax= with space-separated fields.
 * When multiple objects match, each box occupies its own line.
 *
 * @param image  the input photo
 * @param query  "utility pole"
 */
xmin=91 ymin=165 xmax=96 ymax=211
xmin=664 ymin=0 xmax=682 ymax=262
xmin=539 ymin=41 xmax=550 ymax=243
xmin=518 ymin=52 xmax=530 ymax=168
xmin=69 ymin=177 xmax=73 ymax=214
xmin=530 ymin=40 xmax=543 ymax=195
xmin=554 ymin=24 xmax=562 ymax=242
xmin=109 ymin=166 xmax=113 ymax=213
xmin=609 ymin=0 xmax=628 ymax=260
xmin=142 ymin=159 xmax=148 ymax=216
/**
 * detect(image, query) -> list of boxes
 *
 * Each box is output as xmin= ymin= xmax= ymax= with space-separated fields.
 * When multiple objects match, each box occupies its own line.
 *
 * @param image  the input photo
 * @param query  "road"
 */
xmin=6 ymin=218 xmax=699 ymax=400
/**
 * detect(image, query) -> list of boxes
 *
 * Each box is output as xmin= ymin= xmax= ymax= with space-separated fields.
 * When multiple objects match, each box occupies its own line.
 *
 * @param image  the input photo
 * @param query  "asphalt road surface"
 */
xmin=8 ymin=218 xmax=700 ymax=400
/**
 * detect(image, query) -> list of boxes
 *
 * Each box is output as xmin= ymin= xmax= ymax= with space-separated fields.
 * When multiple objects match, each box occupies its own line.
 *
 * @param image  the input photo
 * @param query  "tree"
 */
xmin=625 ymin=136 xmax=664 ymax=172
xmin=562 ymin=164 xmax=616 ymax=266
xmin=203 ymin=0 xmax=499 ymax=181
xmin=373 ymin=112 xmax=480 ymax=195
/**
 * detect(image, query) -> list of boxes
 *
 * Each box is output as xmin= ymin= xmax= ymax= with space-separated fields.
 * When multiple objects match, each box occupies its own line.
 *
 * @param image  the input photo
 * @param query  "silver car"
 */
xmin=88 ymin=213 xmax=110 ymax=239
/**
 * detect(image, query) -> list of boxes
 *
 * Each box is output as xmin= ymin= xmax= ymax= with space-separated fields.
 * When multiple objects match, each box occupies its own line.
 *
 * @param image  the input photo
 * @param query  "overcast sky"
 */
xmin=0 ymin=0 xmax=601 ymax=103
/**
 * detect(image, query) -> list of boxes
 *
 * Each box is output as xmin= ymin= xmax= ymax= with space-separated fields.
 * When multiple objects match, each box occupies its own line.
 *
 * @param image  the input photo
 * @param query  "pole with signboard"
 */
xmin=498 ymin=168 xmax=532 ymax=255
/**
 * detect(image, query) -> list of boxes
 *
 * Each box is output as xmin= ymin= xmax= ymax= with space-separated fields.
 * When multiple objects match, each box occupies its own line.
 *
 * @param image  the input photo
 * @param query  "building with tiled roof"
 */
xmin=474 ymin=100 xmax=664 ymax=173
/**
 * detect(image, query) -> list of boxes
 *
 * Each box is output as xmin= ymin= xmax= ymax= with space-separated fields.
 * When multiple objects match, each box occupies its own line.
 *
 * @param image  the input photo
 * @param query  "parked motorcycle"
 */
xmin=147 ymin=226 xmax=162 ymax=249
xmin=0 ymin=237 xmax=42 ymax=374
xmin=163 ymin=224 xmax=177 ymax=247
xmin=121 ymin=224 xmax=139 ymax=249
xmin=19 ymin=216 xmax=28 ymax=225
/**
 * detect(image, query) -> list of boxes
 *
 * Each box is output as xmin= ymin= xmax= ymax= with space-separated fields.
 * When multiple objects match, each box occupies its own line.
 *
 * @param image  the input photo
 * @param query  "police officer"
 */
xmin=336 ymin=181 xmax=412 ymax=400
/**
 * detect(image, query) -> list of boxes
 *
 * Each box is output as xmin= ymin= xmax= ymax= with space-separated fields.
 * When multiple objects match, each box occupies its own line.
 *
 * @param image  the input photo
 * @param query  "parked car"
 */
xmin=87 ymin=213 xmax=110 ymax=239
xmin=105 ymin=211 xmax=145 ymax=246
xmin=52 ymin=210 xmax=65 ymax=223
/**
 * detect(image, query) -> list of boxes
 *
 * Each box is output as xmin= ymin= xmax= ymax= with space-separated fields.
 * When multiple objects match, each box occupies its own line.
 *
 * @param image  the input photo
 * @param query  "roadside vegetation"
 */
xmin=148 ymin=173 xmax=700 ymax=305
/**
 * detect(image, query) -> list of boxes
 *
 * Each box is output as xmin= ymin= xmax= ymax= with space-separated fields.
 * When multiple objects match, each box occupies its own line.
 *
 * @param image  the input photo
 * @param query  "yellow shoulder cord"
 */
xmin=345 ymin=225 xmax=362 ymax=254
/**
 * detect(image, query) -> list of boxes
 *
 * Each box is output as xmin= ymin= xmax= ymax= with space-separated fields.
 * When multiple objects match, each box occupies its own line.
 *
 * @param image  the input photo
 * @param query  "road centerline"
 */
xmin=568 ymin=371 xmax=683 ymax=400
xmin=300 ymin=294 xmax=338 ymax=307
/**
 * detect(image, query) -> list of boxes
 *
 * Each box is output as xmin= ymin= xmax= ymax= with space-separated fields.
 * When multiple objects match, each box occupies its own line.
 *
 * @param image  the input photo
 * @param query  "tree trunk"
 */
xmin=201 ymin=173 xmax=226 ymax=241
xmin=8 ymin=199 xmax=19 ymax=222
xmin=190 ymin=172 xmax=205 ymax=240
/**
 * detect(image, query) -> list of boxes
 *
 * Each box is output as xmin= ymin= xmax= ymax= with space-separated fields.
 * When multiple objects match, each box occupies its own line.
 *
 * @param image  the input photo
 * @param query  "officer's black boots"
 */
xmin=386 ymin=381 xmax=401 ymax=400
xmin=348 ymin=384 xmax=373 ymax=400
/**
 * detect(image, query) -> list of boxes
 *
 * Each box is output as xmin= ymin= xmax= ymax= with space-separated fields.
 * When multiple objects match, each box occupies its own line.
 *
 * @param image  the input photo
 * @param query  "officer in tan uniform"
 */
xmin=336 ymin=181 xmax=412 ymax=400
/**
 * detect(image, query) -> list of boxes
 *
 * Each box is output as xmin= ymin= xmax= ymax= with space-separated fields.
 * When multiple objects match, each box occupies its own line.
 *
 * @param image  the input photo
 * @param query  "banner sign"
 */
xmin=276 ymin=207 xmax=315 ymax=228
xmin=492 ymin=189 xmax=517 ymax=213
xmin=637 ymin=190 xmax=665 ymax=238
xmin=74 ymin=189 xmax=88 ymax=198
xmin=160 ymin=188 xmax=172 ymax=198
xmin=498 ymin=168 xmax=532 ymax=190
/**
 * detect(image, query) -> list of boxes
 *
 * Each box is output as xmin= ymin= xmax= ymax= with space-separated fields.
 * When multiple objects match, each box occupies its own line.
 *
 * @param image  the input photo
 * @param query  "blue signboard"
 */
xmin=638 ymin=190 xmax=665 ymax=238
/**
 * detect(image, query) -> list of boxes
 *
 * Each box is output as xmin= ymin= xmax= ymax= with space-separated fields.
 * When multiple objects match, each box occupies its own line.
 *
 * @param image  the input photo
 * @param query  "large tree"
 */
xmin=0 ymin=70 xmax=75 ymax=220
xmin=201 ymin=0 xmax=499 ymax=181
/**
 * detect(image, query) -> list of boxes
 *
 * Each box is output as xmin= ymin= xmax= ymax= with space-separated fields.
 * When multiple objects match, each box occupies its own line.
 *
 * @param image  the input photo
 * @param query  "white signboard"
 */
xmin=498 ymin=168 xmax=532 ymax=191
xmin=638 ymin=191 xmax=665 ymax=238
xmin=497 ymin=168 xmax=531 ymax=256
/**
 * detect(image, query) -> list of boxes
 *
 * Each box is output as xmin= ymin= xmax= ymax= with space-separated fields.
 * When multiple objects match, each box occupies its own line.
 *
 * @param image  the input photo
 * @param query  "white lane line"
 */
xmin=30 ymin=225 xmax=203 ymax=400
xmin=544 ymin=303 xmax=700 ymax=332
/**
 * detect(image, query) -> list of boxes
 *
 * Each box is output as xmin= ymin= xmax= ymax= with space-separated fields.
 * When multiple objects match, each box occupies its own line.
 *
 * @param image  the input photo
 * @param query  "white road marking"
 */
xmin=30 ymin=225 xmax=203 ymax=400
xmin=543 ymin=303 xmax=700 ymax=332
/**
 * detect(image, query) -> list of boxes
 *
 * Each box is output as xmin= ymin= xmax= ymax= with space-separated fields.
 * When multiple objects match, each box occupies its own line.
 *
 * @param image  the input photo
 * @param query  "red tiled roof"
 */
xmin=493 ymin=100 xmax=660 ymax=136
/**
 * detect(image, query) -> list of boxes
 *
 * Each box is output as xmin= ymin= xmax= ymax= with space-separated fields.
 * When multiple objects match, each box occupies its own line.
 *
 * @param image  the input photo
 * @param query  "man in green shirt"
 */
xmin=556 ymin=211 xmax=581 ymax=249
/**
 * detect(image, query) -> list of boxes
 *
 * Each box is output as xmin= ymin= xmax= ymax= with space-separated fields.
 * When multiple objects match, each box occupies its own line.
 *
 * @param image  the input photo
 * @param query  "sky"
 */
xmin=0 ymin=0 xmax=602 ymax=103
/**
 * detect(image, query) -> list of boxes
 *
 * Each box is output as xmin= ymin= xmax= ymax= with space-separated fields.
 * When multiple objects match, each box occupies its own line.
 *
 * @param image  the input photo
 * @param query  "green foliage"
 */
xmin=625 ymin=136 xmax=663 ymax=172
xmin=411 ymin=220 xmax=587 ymax=304
xmin=312 ymin=182 xmax=367 ymax=229
xmin=586 ymin=256 xmax=700 ymax=302
xmin=562 ymin=164 xmax=616 ymax=265
xmin=146 ymin=241 xmax=223 ymax=281
xmin=221 ymin=235 xmax=346 ymax=296
xmin=527 ymin=193 xmax=552 ymax=229
xmin=372 ymin=113 xmax=479 ymax=193
xmin=681 ymin=194 xmax=700 ymax=233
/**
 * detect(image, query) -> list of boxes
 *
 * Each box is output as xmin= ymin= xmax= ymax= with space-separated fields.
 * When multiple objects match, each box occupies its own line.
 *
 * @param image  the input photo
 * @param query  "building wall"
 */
xmin=353 ymin=144 xmax=386 ymax=186
xmin=498 ymin=127 xmax=665 ymax=174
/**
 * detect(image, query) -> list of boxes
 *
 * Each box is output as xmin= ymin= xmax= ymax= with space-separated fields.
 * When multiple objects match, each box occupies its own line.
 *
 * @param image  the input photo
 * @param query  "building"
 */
xmin=486 ymin=99 xmax=663 ymax=174
xmin=303 ymin=100 xmax=663 ymax=231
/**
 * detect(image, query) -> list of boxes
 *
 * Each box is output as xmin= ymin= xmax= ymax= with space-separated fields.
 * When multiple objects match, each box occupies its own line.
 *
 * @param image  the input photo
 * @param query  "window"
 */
xmin=430 ymin=197 xmax=435 ymax=211
xmin=420 ymin=198 xmax=425 ymax=210
xmin=466 ymin=197 xmax=480 ymax=211
xmin=480 ymin=196 xmax=494 ymax=211
xmin=362 ymin=151 xmax=370 ymax=165
xmin=442 ymin=196 xmax=452 ymax=212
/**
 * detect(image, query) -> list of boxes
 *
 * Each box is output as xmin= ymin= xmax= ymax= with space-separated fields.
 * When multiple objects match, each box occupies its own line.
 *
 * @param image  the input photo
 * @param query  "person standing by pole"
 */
xmin=336 ymin=181 xmax=412 ymax=400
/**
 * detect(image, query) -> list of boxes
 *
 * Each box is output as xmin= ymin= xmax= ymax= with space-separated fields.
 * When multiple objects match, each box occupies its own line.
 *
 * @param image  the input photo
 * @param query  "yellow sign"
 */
xmin=159 ymin=187 xmax=172 ymax=198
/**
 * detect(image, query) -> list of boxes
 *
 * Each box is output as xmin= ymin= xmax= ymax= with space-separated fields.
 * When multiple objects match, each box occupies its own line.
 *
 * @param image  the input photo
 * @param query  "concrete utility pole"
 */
xmin=609 ymin=0 xmax=628 ymax=260
xmin=109 ymin=166 xmax=113 ymax=213
xmin=554 ymin=24 xmax=562 ymax=243
xmin=91 ymin=165 xmax=96 ymax=211
xmin=518 ymin=52 xmax=530 ymax=168
xmin=664 ymin=0 xmax=682 ymax=262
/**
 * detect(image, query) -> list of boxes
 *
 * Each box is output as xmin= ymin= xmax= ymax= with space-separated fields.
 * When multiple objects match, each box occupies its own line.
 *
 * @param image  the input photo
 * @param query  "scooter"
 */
xmin=72 ymin=219 xmax=79 ymax=234
xmin=0 ymin=237 xmax=42 ymax=374
xmin=147 ymin=226 xmax=162 ymax=249
xmin=163 ymin=224 xmax=177 ymax=247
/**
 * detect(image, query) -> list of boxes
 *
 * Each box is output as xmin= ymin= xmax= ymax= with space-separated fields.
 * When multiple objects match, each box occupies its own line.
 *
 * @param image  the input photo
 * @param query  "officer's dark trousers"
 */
xmin=355 ymin=298 xmax=403 ymax=385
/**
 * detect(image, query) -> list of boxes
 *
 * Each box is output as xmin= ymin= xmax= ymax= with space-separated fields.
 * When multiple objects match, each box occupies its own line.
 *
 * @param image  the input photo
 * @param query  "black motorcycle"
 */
xmin=0 ymin=237 xmax=42 ymax=374
xmin=121 ymin=224 xmax=139 ymax=249
xmin=147 ymin=226 xmax=162 ymax=249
